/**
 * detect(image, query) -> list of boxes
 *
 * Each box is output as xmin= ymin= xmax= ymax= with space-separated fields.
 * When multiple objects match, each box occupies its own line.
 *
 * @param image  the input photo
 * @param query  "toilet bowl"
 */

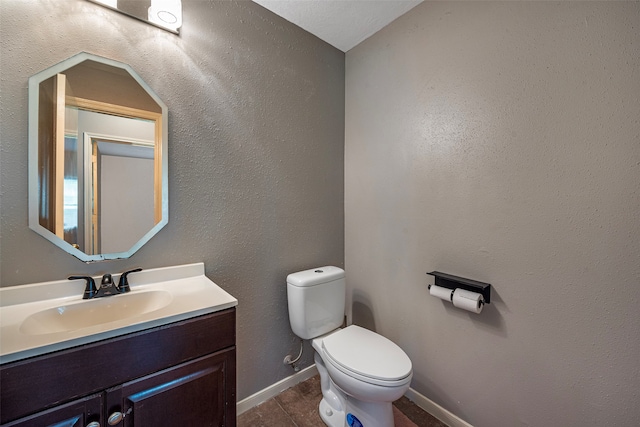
xmin=311 ymin=326 xmax=412 ymax=427
xmin=287 ymin=267 xmax=413 ymax=427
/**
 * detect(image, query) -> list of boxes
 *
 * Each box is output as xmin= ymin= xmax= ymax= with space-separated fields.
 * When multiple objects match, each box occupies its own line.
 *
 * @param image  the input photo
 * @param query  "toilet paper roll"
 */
xmin=430 ymin=284 xmax=453 ymax=302
xmin=452 ymin=288 xmax=484 ymax=314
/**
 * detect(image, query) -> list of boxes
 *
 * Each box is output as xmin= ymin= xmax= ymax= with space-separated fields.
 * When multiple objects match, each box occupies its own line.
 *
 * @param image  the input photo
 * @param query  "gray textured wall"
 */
xmin=345 ymin=2 xmax=640 ymax=426
xmin=0 ymin=0 xmax=344 ymax=400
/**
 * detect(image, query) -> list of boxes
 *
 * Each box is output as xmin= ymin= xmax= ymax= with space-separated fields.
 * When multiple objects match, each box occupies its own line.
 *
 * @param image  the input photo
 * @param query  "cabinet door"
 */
xmin=1 ymin=394 xmax=102 ymax=427
xmin=106 ymin=350 xmax=234 ymax=427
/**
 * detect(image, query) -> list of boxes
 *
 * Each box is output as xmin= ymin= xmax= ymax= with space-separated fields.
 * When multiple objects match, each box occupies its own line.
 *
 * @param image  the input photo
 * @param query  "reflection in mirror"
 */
xmin=29 ymin=53 xmax=168 ymax=262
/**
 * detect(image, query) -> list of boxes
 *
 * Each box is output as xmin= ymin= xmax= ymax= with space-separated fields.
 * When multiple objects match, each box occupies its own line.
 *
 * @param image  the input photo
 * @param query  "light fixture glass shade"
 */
xmin=94 ymin=0 xmax=117 ymax=8
xmin=148 ymin=0 xmax=182 ymax=32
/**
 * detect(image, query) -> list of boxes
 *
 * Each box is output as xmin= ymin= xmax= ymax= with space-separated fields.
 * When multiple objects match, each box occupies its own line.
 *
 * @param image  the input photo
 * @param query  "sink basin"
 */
xmin=19 ymin=290 xmax=173 ymax=335
xmin=1 ymin=262 xmax=238 ymax=363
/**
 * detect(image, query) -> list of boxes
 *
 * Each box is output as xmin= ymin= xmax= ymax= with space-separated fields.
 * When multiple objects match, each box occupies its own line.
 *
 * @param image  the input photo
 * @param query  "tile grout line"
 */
xmin=273 ymin=396 xmax=300 ymax=427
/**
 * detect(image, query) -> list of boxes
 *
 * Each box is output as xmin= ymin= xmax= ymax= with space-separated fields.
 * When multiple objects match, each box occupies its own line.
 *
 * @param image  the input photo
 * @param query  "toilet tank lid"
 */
xmin=287 ymin=266 xmax=345 ymax=287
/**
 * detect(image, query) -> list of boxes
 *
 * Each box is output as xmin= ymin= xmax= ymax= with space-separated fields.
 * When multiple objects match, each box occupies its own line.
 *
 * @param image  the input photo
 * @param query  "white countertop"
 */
xmin=0 ymin=263 xmax=237 ymax=364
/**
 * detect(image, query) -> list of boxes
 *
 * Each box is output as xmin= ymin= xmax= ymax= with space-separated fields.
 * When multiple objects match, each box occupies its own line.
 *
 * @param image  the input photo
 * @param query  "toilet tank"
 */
xmin=287 ymin=266 xmax=345 ymax=340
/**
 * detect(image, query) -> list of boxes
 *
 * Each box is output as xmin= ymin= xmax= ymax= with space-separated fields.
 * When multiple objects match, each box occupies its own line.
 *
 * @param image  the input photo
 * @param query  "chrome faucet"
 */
xmin=69 ymin=268 xmax=142 ymax=299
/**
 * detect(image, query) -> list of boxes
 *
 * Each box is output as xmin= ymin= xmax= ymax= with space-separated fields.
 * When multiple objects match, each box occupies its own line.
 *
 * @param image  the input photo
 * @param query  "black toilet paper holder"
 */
xmin=427 ymin=271 xmax=491 ymax=304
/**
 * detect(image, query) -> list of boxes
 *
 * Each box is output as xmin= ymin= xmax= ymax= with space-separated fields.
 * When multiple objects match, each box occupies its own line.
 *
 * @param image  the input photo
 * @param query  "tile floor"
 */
xmin=238 ymin=375 xmax=448 ymax=427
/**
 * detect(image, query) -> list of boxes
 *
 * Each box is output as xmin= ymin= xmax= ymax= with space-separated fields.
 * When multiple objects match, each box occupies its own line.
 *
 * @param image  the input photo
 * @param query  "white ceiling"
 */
xmin=252 ymin=0 xmax=423 ymax=52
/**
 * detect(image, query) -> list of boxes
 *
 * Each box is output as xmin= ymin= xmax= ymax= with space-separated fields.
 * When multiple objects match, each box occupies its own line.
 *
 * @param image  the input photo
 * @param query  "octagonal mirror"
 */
xmin=28 ymin=52 xmax=168 ymax=262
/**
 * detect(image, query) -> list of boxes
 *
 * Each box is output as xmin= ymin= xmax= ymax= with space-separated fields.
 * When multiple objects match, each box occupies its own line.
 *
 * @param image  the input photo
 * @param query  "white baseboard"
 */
xmin=236 ymin=364 xmax=319 ymax=415
xmin=404 ymin=387 xmax=473 ymax=427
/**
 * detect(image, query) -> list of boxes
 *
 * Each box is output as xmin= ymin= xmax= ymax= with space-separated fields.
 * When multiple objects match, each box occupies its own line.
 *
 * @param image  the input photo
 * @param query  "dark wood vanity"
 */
xmin=0 ymin=308 xmax=236 ymax=427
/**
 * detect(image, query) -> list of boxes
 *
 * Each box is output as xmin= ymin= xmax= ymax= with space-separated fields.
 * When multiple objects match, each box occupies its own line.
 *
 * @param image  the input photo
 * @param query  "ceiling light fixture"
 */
xmin=148 ymin=0 xmax=183 ymax=32
xmin=93 ymin=0 xmax=117 ymax=8
xmin=87 ymin=0 xmax=181 ymax=34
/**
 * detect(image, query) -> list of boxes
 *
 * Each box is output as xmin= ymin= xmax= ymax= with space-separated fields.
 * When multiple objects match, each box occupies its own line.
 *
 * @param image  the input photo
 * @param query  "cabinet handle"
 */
xmin=108 ymin=412 xmax=124 ymax=425
xmin=108 ymin=407 xmax=132 ymax=425
xmin=86 ymin=422 xmax=100 ymax=427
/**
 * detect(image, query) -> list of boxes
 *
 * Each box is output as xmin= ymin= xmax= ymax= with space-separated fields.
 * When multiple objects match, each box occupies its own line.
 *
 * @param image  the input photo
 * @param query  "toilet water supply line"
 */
xmin=283 ymin=339 xmax=304 ymax=371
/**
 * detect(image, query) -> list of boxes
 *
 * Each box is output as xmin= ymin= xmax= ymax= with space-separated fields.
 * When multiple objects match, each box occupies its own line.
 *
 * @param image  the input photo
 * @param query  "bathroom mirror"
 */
xmin=28 ymin=52 xmax=168 ymax=262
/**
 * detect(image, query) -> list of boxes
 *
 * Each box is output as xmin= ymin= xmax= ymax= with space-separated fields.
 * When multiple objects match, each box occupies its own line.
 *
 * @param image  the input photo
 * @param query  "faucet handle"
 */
xmin=117 ymin=268 xmax=142 ymax=293
xmin=69 ymin=276 xmax=98 ymax=299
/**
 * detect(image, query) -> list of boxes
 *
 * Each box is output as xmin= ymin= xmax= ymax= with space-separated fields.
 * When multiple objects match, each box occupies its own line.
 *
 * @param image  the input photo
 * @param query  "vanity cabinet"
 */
xmin=0 ymin=308 xmax=236 ymax=427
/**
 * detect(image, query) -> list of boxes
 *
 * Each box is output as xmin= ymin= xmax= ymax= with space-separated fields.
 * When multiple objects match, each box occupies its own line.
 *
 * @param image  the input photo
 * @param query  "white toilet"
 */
xmin=287 ymin=266 xmax=413 ymax=427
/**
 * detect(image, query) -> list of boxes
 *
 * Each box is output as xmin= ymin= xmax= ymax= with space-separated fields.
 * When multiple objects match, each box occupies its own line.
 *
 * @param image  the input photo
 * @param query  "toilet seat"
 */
xmin=321 ymin=325 xmax=412 ymax=387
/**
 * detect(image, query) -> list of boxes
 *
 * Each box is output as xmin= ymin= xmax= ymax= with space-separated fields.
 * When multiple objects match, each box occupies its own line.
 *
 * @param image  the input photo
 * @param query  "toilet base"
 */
xmin=318 ymin=396 xmax=395 ymax=427
xmin=318 ymin=398 xmax=394 ymax=427
xmin=343 ymin=399 xmax=394 ymax=427
xmin=319 ymin=397 xmax=345 ymax=427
